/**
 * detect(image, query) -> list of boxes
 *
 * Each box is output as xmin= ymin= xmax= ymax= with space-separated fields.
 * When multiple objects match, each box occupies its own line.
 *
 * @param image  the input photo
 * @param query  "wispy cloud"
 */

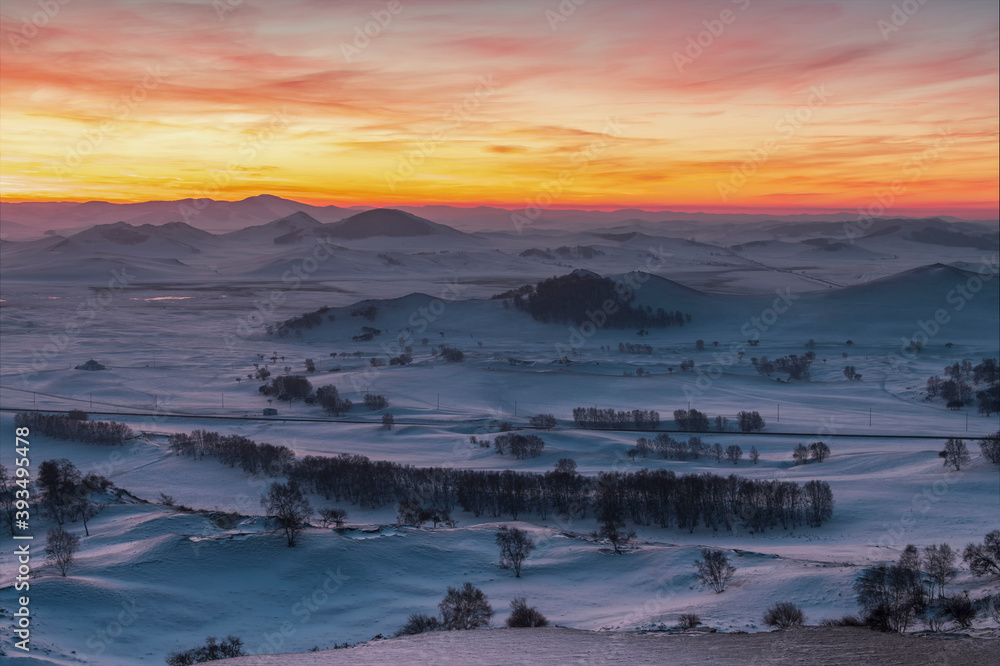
xmin=0 ymin=0 xmax=996 ymax=216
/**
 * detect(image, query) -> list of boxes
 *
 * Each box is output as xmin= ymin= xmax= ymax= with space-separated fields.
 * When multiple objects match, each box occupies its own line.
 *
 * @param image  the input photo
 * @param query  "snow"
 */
xmin=1 ymin=211 xmax=998 ymax=663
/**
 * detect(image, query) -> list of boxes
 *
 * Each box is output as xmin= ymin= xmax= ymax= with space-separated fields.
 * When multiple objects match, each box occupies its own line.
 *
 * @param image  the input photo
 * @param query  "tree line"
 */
xmin=571 ymin=407 xmax=763 ymax=433
xmin=572 ymin=407 xmax=661 ymax=429
xmin=168 ymin=430 xmax=295 ymax=476
xmin=162 ymin=428 xmax=835 ymax=534
xmin=14 ymin=412 xmax=134 ymax=445
xmin=926 ymin=358 xmax=999 ymax=415
xmin=753 ymin=353 xmax=816 ymax=381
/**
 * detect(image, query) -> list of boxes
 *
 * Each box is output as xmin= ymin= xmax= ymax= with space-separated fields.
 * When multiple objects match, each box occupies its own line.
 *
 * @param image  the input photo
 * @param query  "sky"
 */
xmin=0 ymin=0 xmax=997 ymax=217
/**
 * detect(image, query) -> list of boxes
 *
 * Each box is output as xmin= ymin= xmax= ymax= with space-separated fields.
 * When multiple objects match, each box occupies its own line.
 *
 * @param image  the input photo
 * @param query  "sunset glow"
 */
xmin=1 ymin=0 xmax=997 ymax=217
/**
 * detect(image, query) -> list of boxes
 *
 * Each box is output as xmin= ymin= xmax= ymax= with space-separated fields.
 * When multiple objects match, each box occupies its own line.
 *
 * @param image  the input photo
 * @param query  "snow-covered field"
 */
xmin=1 ymin=208 xmax=998 ymax=663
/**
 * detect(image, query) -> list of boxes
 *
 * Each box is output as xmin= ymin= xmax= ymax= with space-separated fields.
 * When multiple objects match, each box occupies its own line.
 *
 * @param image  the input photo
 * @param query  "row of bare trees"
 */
xmin=572 ymin=407 xmax=660 ymax=429
xmin=168 ymin=430 xmax=295 ymax=476
xmin=14 ymin=412 xmax=133 ymax=445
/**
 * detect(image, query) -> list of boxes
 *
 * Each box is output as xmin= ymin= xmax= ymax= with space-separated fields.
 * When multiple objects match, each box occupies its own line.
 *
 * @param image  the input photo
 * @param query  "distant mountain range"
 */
xmin=2 ymin=201 xmax=996 ymax=295
xmin=2 ymin=194 xmax=993 ymax=240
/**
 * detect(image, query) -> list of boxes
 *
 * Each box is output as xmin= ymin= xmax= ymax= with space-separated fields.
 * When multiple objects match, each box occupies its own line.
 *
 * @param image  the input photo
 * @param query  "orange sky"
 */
xmin=1 ymin=0 xmax=997 ymax=217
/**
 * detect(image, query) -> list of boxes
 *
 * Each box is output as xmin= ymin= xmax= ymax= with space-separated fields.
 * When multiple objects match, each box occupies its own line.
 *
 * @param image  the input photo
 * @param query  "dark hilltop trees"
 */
xmin=504 ymin=272 xmax=689 ymax=329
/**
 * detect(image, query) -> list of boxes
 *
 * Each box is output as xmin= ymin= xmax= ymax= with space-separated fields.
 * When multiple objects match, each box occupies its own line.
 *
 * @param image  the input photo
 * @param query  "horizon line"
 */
xmin=0 ymin=195 xmax=995 ymax=221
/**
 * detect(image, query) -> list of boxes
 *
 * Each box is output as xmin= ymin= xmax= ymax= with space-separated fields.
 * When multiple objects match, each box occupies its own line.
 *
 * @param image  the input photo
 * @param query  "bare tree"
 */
xmin=809 ymin=441 xmax=831 ymax=463
xmin=0 ymin=465 xmax=18 ymax=537
xmin=496 ymin=525 xmax=536 ymax=577
xmin=319 ymin=507 xmax=347 ymax=528
xmin=763 ymin=602 xmax=806 ymax=629
xmin=980 ymin=431 xmax=1000 ymax=465
xmin=694 ymin=548 xmax=736 ymax=593
xmin=74 ymin=497 xmax=104 ymax=537
xmin=963 ymin=530 xmax=1000 ymax=579
xmin=711 ymin=442 xmax=724 ymax=463
xmin=792 ymin=443 xmax=810 ymax=465
xmin=940 ymin=438 xmax=970 ymax=471
xmin=382 ymin=413 xmax=394 ymax=430
xmin=749 ymin=446 xmax=760 ymax=464
xmin=439 ymin=583 xmax=493 ymax=630
xmin=45 ymin=526 xmax=80 ymax=577
xmin=854 ymin=563 xmax=926 ymax=632
xmin=260 ymin=482 xmax=312 ymax=547
xmin=898 ymin=544 xmax=920 ymax=576
xmin=594 ymin=488 xmax=636 ymax=555
xmin=922 ymin=544 xmax=957 ymax=598
xmin=725 ymin=444 xmax=743 ymax=465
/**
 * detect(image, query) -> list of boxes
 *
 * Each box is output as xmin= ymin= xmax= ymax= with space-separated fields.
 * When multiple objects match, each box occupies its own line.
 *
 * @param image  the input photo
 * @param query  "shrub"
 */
xmin=529 ymin=413 xmax=557 ymax=430
xmin=439 ymin=346 xmax=464 ymax=362
xmin=763 ymin=602 xmax=806 ymax=629
xmin=506 ymin=597 xmax=548 ymax=628
xmin=363 ymin=393 xmax=389 ymax=410
xmin=396 ymin=613 xmax=441 ymax=636
xmin=939 ymin=593 xmax=977 ymax=629
xmin=319 ymin=508 xmax=347 ymax=528
xmin=439 ymin=583 xmax=493 ymax=630
xmin=165 ymin=635 xmax=245 ymax=665
xmin=678 ymin=613 xmax=700 ymax=630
